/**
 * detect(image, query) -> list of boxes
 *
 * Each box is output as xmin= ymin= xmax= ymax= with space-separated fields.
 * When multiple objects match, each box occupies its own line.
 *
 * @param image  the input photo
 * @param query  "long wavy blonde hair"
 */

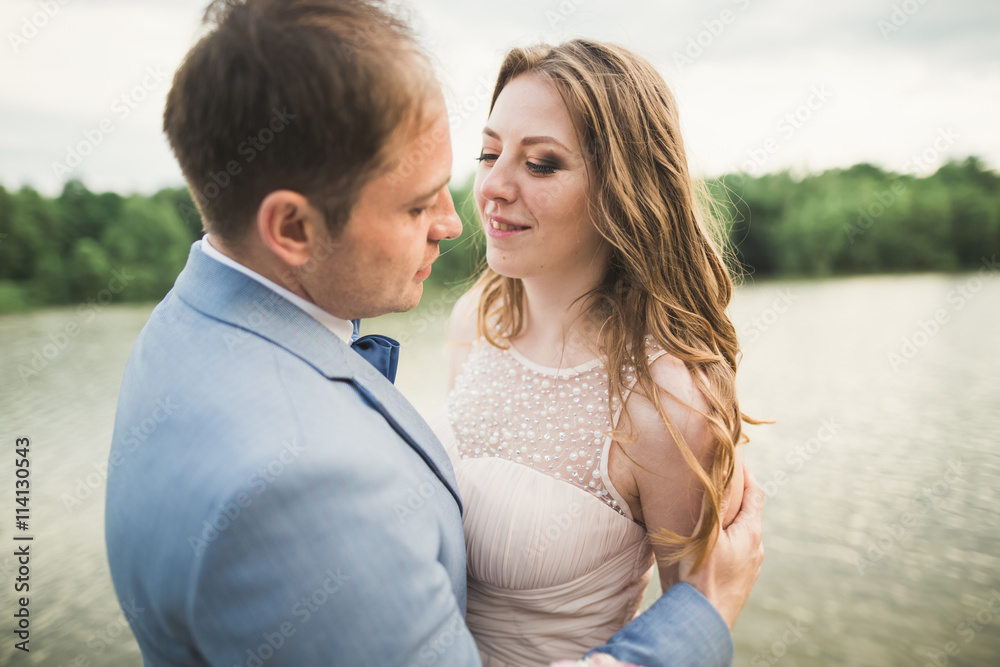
xmin=472 ymin=39 xmax=758 ymax=571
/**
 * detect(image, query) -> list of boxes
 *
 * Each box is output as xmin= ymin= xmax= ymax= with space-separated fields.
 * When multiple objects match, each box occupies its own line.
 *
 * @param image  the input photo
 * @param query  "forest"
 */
xmin=0 ymin=157 xmax=997 ymax=314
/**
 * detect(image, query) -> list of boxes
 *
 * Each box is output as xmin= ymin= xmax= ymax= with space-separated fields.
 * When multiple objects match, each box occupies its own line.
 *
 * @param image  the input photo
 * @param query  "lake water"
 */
xmin=1 ymin=271 xmax=998 ymax=666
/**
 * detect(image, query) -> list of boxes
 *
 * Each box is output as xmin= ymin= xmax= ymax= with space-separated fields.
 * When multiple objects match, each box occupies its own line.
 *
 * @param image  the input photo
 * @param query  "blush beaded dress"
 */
xmin=431 ymin=338 xmax=668 ymax=666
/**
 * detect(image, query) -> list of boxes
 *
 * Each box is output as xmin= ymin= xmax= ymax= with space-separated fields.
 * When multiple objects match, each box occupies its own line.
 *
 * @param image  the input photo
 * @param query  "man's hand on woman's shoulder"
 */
xmin=680 ymin=458 xmax=765 ymax=631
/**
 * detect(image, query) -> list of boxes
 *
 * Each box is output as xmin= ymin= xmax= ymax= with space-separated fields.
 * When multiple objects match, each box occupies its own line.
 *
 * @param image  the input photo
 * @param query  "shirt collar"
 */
xmin=199 ymin=236 xmax=355 ymax=344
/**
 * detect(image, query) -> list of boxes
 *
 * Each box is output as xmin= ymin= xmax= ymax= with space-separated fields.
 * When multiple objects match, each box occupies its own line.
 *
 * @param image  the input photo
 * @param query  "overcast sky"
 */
xmin=1 ymin=0 xmax=997 ymax=197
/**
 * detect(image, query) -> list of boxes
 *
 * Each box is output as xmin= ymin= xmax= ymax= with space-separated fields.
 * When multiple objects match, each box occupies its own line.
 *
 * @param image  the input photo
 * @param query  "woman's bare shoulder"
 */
xmin=446 ymin=284 xmax=484 ymax=392
xmin=448 ymin=284 xmax=482 ymax=346
xmin=622 ymin=351 xmax=743 ymax=527
xmin=625 ymin=352 xmax=711 ymax=458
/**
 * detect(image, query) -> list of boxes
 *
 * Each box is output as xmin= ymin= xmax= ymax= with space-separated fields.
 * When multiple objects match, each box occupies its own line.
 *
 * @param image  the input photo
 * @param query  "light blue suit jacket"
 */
xmin=105 ymin=241 xmax=733 ymax=666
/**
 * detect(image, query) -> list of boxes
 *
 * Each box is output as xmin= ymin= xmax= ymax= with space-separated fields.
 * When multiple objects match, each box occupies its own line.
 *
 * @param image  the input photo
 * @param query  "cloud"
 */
xmin=0 ymin=0 xmax=995 ymax=195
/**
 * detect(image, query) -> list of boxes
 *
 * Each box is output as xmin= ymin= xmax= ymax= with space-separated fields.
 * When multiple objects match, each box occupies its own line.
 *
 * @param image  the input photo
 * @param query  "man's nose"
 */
xmin=430 ymin=187 xmax=463 ymax=241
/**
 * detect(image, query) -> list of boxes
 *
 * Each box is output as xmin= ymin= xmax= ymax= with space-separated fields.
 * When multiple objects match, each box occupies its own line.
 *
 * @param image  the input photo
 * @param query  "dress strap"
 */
xmin=600 ymin=348 xmax=670 ymax=522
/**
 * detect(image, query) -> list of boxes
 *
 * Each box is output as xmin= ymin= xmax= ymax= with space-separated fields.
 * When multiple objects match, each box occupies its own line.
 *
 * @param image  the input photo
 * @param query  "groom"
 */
xmin=105 ymin=0 xmax=763 ymax=665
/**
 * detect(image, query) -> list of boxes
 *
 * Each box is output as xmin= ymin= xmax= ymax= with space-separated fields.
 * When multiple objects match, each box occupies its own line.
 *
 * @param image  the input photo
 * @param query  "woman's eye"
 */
xmin=477 ymin=152 xmax=499 ymax=163
xmin=526 ymin=162 xmax=557 ymax=175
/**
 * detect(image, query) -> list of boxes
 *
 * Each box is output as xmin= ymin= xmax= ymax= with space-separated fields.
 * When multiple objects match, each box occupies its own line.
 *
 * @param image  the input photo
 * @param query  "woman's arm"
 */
xmin=607 ymin=354 xmax=744 ymax=590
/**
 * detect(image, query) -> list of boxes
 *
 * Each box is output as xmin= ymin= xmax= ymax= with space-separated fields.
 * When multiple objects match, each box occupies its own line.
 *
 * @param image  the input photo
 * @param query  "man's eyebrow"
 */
xmin=482 ymin=127 xmax=570 ymax=152
xmin=407 ymin=175 xmax=451 ymax=206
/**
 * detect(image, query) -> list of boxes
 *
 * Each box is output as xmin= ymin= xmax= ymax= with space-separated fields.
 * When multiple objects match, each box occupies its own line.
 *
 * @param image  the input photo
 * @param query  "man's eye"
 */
xmin=410 ymin=207 xmax=427 ymax=217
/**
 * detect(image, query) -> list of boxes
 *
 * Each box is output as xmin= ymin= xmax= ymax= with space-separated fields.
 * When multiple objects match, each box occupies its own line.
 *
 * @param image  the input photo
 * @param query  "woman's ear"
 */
xmin=255 ymin=190 xmax=326 ymax=268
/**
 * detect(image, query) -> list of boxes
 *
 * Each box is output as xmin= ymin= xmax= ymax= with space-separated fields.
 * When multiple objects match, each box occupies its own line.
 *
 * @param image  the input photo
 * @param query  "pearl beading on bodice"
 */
xmin=448 ymin=340 xmax=628 ymax=515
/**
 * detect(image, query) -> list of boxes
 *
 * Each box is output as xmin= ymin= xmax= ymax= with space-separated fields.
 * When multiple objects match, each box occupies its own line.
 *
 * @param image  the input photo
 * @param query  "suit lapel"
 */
xmin=173 ymin=241 xmax=463 ymax=513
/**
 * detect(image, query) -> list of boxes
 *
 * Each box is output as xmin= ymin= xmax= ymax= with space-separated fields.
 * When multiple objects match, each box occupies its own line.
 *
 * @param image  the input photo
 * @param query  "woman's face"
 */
xmin=474 ymin=73 xmax=608 ymax=283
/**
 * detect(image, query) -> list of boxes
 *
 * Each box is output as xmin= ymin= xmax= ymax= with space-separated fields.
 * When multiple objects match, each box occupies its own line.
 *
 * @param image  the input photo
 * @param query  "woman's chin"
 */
xmin=485 ymin=252 xmax=526 ymax=280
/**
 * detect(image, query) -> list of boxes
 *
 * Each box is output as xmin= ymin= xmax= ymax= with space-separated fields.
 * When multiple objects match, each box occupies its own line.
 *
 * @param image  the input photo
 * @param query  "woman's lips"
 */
xmin=485 ymin=216 xmax=529 ymax=238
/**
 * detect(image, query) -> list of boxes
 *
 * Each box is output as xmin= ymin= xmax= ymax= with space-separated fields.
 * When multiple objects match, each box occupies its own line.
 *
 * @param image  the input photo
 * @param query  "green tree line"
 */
xmin=712 ymin=157 xmax=999 ymax=277
xmin=0 ymin=157 xmax=997 ymax=315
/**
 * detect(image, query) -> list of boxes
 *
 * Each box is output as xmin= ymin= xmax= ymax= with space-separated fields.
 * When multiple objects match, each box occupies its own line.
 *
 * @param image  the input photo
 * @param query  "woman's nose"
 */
xmin=477 ymin=157 xmax=516 ymax=204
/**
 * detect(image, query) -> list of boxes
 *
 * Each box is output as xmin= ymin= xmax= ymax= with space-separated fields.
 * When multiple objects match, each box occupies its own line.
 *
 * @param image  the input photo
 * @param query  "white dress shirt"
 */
xmin=199 ymin=236 xmax=355 ymax=344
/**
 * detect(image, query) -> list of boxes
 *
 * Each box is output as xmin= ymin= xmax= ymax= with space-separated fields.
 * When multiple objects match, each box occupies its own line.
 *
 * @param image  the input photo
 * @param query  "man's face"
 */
xmin=303 ymin=98 xmax=461 ymax=320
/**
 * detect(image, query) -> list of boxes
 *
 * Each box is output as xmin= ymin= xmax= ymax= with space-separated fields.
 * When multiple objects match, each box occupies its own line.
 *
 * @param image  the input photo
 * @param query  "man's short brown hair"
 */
xmin=164 ymin=0 xmax=433 ymax=245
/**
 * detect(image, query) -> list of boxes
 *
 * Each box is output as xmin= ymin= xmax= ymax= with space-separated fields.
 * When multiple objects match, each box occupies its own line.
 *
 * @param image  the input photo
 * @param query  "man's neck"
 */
xmin=204 ymin=233 xmax=310 ymax=301
xmin=200 ymin=233 xmax=356 ymax=343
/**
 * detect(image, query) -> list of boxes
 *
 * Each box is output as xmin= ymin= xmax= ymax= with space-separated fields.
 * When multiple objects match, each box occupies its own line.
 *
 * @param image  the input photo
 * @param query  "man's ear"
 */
xmin=255 ymin=190 xmax=325 ymax=268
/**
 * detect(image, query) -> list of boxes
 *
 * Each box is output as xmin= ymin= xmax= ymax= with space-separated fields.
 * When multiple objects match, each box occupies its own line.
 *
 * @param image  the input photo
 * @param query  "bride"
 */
xmin=432 ymin=39 xmax=757 ymax=666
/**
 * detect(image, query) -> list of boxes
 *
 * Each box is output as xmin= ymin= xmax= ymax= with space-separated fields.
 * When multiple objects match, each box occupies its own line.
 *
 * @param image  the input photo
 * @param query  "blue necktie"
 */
xmin=350 ymin=319 xmax=400 ymax=383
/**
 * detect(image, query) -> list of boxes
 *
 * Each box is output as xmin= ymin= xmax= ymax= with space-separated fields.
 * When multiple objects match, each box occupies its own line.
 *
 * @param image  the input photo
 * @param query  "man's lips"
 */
xmin=415 ymin=253 xmax=438 ymax=280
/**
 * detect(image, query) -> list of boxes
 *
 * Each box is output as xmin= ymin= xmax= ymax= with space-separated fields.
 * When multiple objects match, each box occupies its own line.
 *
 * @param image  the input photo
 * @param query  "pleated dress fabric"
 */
xmin=432 ymin=339 xmax=661 ymax=666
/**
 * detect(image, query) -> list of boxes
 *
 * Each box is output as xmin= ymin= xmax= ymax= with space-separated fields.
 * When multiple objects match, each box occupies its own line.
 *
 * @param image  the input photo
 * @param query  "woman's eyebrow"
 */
xmin=482 ymin=127 xmax=570 ymax=152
